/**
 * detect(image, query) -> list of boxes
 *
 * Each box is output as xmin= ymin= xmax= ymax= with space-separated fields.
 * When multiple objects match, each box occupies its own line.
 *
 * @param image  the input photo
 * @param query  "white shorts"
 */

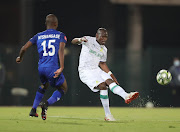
xmin=79 ymin=68 xmax=112 ymax=92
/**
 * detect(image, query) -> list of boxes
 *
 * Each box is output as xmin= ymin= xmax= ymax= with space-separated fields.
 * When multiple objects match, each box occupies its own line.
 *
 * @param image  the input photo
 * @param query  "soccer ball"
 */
xmin=156 ymin=69 xmax=172 ymax=85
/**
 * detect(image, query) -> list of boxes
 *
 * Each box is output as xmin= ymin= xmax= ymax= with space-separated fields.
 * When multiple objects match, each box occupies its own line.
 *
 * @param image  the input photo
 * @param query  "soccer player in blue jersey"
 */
xmin=16 ymin=14 xmax=67 ymax=120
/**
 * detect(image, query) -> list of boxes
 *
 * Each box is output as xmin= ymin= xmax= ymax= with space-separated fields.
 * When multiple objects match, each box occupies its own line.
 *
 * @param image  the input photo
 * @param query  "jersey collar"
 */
xmin=46 ymin=29 xmax=56 ymax=31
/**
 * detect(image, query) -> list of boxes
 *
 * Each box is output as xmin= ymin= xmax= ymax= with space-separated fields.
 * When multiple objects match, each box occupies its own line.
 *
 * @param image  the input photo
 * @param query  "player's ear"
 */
xmin=54 ymin=22 xmax=58 ymax=28
xmin=96 ymin=33 xmax=98 ymax=38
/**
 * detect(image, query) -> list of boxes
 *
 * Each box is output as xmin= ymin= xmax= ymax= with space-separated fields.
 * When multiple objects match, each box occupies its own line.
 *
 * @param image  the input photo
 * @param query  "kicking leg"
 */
xmin=106 ymin=79 xmax=139 ymax=104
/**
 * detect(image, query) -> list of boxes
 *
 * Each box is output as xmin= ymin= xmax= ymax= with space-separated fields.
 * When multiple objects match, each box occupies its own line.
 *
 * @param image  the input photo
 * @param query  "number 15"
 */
xmin=41 ymin=40 xmax=55 ymax=56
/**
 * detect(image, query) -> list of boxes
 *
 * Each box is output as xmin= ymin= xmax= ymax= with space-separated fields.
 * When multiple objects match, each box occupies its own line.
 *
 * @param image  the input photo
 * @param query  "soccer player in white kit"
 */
xmin=71 ymin=28 xmax=139 ymax=121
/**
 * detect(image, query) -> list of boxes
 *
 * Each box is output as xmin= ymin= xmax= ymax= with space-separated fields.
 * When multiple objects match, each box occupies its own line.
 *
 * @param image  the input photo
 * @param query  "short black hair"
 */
xmin=97 ymin=28 xmax=107 ymax=34
xmin=45 ymin=14 xmax=58 ymax=26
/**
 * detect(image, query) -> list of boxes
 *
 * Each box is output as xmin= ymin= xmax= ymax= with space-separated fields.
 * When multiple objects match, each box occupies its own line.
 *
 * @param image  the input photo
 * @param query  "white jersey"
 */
xmin=78 ymin=36 xmax=107 ymax=71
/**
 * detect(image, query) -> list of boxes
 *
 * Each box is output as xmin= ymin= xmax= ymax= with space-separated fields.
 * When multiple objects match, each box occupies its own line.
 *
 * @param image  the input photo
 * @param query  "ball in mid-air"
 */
xmin=156 ymin=69 xmax=172 ymax=85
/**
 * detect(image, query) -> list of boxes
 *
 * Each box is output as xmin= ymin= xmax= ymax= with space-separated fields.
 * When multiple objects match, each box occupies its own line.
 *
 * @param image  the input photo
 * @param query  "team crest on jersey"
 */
xmin=96 ymin=81 xmax=99 ymax=84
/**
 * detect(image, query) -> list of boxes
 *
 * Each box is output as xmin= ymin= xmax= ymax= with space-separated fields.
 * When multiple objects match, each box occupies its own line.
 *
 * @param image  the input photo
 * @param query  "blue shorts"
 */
xmin=38 ymin=67 xmax=65 ymax=87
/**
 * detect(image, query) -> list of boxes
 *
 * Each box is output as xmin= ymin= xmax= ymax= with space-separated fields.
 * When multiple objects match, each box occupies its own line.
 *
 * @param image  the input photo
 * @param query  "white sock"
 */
xmin=100 ymin=90 xmax=111 ymax=116
xmin=109 ymin=82 xmax=128 ymax=100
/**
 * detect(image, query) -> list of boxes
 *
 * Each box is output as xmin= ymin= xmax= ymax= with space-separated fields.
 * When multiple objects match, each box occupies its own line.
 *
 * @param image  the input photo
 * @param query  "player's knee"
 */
xmin=105 ymin=79 xmax=114 ymax=85
xmin=62 ymin=79 xmax=68 ymax=93
xmin=57 ymin=85 xmax=68 ymax=94
xmin=98 ymin=82 xmax=107 ymax=90
xmin=62 ymin=86 xmax=68 ymax=94
xmin=38 ymin=86 xmax=46 ymax=94
xmin=58 ymin=89 xmax=65 ymax=96
xmin=41 ymin=83 xmax=48 ymax=90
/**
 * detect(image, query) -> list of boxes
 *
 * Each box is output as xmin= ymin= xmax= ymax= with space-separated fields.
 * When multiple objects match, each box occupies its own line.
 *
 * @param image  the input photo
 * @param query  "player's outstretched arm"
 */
xmin=99 ymin=62 xmax=120 ymax=85
xmin=71 ymin=37 xmax=87 ymax=44
xmin=16 ymin=41 xmax=33 ymax=63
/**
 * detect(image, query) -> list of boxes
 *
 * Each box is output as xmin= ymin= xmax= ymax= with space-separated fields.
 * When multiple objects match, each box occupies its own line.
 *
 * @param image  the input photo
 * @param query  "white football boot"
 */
xmin=104 ymin=114 xmax=116 ymax=121
xmin=125 ymin=92 xmax=139 ymax=104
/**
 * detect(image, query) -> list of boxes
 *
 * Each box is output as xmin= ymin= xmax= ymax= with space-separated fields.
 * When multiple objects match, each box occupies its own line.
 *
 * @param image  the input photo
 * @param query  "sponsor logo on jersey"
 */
xmin=89 ymin=49 xmax=103 ymax=58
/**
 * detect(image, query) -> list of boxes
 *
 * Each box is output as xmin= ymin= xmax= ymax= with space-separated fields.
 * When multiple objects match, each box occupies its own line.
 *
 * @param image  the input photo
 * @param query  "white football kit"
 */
xmin=78 ymin=36 xmax=112 ymax=92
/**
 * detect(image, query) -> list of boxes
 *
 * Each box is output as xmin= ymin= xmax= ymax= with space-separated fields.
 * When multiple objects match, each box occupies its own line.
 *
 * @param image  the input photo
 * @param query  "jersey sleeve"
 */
xmin=60 ymin=33 xmax=67 ymax=43
xmin=29 ymin=34 xmax=38 ymax=45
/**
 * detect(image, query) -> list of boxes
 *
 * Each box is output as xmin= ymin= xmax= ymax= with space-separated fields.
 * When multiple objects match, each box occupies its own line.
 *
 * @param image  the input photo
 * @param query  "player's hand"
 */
xmin=111 ymin=74 xmax=120 ymax=85
xmin=53 ymin=68 xmax=63 ymax=78
xmin=79 ymin=37 xmax=88 ymax=43
xmin=16 ymin=56 xmax=23 ymax=63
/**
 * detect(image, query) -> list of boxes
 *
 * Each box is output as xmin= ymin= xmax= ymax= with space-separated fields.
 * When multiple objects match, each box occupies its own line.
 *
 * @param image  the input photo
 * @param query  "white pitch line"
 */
xmin=48 ymin=116 xmax=180 ymax=122
xmin=49 ymin=116 xmax=103 ymax=120
xmin=149 ymin=120 xmax=180 ymax=122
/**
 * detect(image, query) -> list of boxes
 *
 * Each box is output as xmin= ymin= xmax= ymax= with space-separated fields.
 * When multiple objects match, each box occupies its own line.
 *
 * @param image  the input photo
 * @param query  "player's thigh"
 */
xmin=100 ymin=70 xmax=112 ymax=81
xmin=79 ymin=69 xmax=106 ymax=92
xmin=51 ymin=72 xmax=68 ymax=93
xmin=48 ymin=72 xmax=64 ymax=85
xmin=38 ymin=67 xmax=48 ymax=86
xmin=95 ymin=82 xmax=107 ymax=90
xmin=43 ymin=67 xmax=65 ymax=89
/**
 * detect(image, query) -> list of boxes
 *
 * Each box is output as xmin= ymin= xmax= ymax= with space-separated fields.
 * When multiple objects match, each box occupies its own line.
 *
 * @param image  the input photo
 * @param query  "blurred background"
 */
xmin=0 ymin=0 xmax=180 ymax=107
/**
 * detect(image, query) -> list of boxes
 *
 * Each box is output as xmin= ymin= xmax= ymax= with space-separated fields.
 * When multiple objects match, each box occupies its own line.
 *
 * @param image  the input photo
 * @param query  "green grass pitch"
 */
xmin=0 ymin=107 xmax=180 ymax=132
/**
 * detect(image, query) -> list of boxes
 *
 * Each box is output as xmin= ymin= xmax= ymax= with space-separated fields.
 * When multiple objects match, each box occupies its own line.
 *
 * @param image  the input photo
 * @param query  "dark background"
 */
xmin=0 ymin=0 xmax=180 ymax=107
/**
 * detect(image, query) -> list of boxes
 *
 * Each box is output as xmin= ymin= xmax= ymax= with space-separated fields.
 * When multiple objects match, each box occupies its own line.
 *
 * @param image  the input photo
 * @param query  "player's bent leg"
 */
xmin=57 ymin=79 xmax=68 ymax=93
xmin=41 ymin=89 xmax=64 ymax=120
xmin=47 ymin=79 xmax=67 ymax=105
xmin=41 ymin=79 xmax=67 ymax=120
xmin=29 ymin=83 xmax=49 ymax=117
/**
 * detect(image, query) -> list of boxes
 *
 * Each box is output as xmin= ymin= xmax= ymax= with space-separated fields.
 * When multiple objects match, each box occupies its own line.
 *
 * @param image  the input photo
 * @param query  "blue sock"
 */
xmin=47 ymin=90 xmax=64 ymax=105
xmin=32 ymin=86 xmax=45 ymax=109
